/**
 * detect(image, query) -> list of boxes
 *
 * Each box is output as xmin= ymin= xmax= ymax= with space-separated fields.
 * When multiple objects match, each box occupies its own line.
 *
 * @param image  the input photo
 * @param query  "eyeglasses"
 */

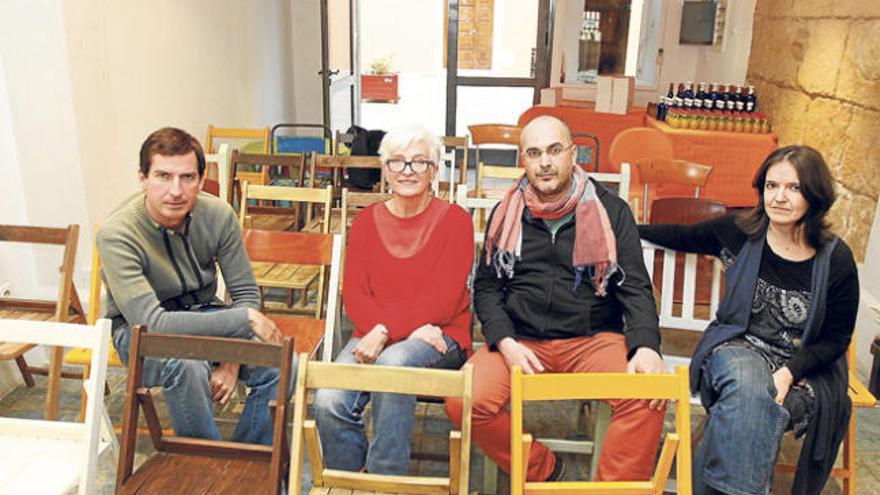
xmin=385 ymin=158 xmax=435 ymax=174
xmin=523 ymin=142 xmax=574 ymax=161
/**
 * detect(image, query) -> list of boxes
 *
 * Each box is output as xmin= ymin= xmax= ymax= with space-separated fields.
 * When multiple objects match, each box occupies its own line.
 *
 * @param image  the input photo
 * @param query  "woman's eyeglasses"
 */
xmin=385 ymin=159 xmax=435 ymax=174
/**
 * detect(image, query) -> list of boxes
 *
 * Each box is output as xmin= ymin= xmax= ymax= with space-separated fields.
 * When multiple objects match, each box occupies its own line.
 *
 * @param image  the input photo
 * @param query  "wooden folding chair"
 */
xmin=241 ymin=230 xmax=342 ymax=362
xmin=309 ymin=152 xmax=386 ymax=194
xmin=635 ymin=158 xmax=713 ymax=223
xmin=0 ymin=224 xmax=86 ymax=419
xmin=240 ymin=182 xmax=333 ymax=316
xmin=511 ymin=366 xmax=691 ymax=495
xmin=114 ymin=326 xmax=294 ymax=495
xmin=205 ymin=126 xmax=271 ymax=192
xmin=204 ymin=143 xmax=232 ymax=203
xmin=289 ymin=357 xmax=474 ymax=494
xmin=231 ymin=151 xmax=309 ymax=229
xmin=775 ymin=342 xmax=876 ymax=495
xmin=438 ymin=135 xmax=469 ymax=201
xmin=63 ymin=239 xmax=125 ymax=422
xmin=0 ymin=317 xmax=116 ymax=495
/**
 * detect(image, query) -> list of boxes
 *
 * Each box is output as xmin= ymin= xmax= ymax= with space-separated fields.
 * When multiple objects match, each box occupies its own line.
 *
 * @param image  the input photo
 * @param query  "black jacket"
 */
xmin=474 ymin=180 xmax=660 ymax=358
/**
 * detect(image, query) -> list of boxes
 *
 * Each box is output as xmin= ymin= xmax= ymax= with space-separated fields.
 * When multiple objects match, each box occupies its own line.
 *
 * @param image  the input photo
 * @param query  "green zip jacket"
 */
xmin=97 ymin=192 xmax=259 ymax=338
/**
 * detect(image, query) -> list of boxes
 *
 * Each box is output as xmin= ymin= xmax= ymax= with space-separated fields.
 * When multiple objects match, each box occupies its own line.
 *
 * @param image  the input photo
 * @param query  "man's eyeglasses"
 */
xmin=523 ymin=142 xmax=574 ymax=161
xmin=385 ymin=159 xmax=435 ymax=174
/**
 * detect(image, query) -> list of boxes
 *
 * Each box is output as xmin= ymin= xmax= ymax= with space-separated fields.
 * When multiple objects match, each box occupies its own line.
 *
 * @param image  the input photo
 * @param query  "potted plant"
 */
xmin=362 ymin=55 xmax=399 ymax=103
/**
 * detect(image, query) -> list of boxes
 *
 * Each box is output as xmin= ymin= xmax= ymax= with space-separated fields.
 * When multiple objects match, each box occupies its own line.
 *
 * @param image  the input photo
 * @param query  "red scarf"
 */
xmin=484 ymin=166 xmax=618 ymax=296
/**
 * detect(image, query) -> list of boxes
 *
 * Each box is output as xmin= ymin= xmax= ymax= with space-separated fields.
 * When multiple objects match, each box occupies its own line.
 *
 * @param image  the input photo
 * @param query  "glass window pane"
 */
xmin=457 ymin=0 xmax=539 ymax=78
xmin=456 ymin=86 xmax=533 ymax=140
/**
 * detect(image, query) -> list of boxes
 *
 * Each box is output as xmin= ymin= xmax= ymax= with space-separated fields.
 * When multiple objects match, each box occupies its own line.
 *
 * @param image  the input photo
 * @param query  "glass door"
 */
xmin=321 ymin=0 xmax=360 ymax=135
xmin=445 ymin=0 xmax=553 ymax=137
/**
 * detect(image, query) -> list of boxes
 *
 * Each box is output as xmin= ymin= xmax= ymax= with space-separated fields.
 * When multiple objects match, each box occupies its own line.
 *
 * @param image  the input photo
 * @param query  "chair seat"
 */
xmin=63 ymin=345 xmax=124 ymax=368
xmin=254 ymin=262 xmax=320 ymax=290
xmin=0 ymin=341 xmax=35 ymax=360
xmin=250 ymin=213 xmax=298 ymax=232
xmin=272 ymin=315 xmax=326 ymax=357
xmin=0 ymin=431 xmax=111 ymax=494
xmin=117 ymin=452 xmax=273 ymax=495
xmin=850 ymin=370 xmax=877 ymax=408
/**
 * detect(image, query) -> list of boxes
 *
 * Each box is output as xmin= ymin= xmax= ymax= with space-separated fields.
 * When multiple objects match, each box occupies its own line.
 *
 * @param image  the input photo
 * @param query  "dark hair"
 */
xmin=736 ymin=145 xmax=835 ymax=248
xmin=139 ymin=127 xmax=206 ymax=177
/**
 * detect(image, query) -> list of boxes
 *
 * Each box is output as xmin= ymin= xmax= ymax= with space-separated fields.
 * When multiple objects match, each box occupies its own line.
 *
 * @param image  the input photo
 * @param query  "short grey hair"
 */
xmin=378 ymin=124 xmax=442 ymax=164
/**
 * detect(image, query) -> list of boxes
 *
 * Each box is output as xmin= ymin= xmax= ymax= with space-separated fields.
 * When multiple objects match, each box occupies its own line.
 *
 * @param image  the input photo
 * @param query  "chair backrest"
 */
xmin=240 ymin=182 xmax=333 ymax=233
xmin=0 ymin=318 xmax=111 ymax=495
xmin=572 ymin=132 xmax=601 ymax=172
xmin=641 ymin=240 xmax=723 ymax=331
xmin=469 ymin=124 xmax=522 ymax=197
xmin=438 ymin=135 xmax=469 ymax=201
xmin=636 ymin=158 xmax=713 ymax=222
xmin=230 ymin=150 xmax=307 ymax=208
xmin=0 ymin=224 xmax=83 ymax=324
xmin=510 ymin=365 xmax=691 ymax=495
xmin=205 ymin=125 xmax=270 ymax=154
xmin=204 ymin=143 xmax=231 ymax=203
xmin=116 ymin=326 xmax=295 ymax=494
xmin=608 ymin=127 xmax=674 ymax=174
xmin=289 ymin=357 xmax=474 ymax=495
xmin=587 ymin=162 xmax=631 ymax=204
xmin=309 ymin=152 xmax=386 ymax=192
xmin=271 ymin=123 xmax=332 ymax=155
xmin=476 ymin=162 xmax=525 ymax=199
xmin=242 ymin=230 xmax=342 ymax=361
xmin=650 ymin=197 xmax=726 ymax=225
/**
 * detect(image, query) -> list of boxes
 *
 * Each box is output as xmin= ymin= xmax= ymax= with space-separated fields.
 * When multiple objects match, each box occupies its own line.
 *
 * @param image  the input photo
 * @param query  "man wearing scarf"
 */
xmin=445 ymin=116 xmax=665 ymax=482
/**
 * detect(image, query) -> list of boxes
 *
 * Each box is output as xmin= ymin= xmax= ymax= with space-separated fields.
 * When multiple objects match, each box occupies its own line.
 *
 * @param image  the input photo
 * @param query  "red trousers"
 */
xmin=445 ymin=332 xmax=664 ymax=481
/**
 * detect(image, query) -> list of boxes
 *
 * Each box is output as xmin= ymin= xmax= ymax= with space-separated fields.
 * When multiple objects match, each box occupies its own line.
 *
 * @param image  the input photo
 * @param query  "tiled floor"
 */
xmin=0 ymin=366 xmax=876 ymax=494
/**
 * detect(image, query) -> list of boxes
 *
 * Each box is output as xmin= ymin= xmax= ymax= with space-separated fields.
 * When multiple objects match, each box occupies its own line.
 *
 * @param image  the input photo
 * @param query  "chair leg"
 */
xmin=482 ymin=454 xmax=498 ymax=494
xmin=79 ymin=363 xmax=91 ymax=422
xmin=14 ymin=355 xmax=35 ymax=387
xmin=843 ymin=412 xmax=856 ymax=495
xmin=589 ymin=401 xmax=612 ymax=479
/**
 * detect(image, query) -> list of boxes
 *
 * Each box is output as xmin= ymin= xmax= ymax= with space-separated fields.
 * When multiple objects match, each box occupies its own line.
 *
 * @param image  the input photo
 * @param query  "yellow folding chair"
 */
xmin=510 ymin=366 xmax=692 ymax=495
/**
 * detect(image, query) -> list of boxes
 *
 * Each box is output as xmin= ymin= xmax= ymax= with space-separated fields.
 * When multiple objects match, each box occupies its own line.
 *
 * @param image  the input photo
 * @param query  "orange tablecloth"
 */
xmin=518 ymin=105 xmax=646 ymax=173
xmin=645 ymin=117 xmax=778 ymax=208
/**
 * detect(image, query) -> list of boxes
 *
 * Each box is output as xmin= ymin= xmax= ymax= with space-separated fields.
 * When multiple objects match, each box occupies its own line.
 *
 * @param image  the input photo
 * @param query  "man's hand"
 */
xmin=626 ymin=347 xmax=667 ymax=411
xmin=353 ymin=324 xmax=389 ymax=364
xmin=408 ymin=324 xmax=447 ymax=354
xmin=497 ymin=337 xmax=544 ymax=375
xmin=247 ymin=308 xmax=282 ymax=344
xmin=210 ymin=362 xmax=240 ymax=405
xmin=772 ymin=366 xmax=793 ymax=405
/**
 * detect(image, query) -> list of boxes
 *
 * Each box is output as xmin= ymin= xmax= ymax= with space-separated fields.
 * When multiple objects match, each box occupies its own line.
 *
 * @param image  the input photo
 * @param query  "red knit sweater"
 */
xmin=343 ymin=198 xmax=473 ymax=352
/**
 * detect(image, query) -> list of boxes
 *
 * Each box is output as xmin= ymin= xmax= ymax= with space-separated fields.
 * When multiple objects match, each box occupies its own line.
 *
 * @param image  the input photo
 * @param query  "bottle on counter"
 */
xmin=715 ymin=84 xmax=727 ymax=111
xmin=746 ymin=84 xmax=757 ymax=113
xmin=656 ymin=94 xmax=668 ymax=121
xmin=683 ymin=81 xmax=694 ymax=109
xmin=725 ymin=85 xmax=737 ymax=112
xmin=695 ymin=82 xmax=707 ymax=110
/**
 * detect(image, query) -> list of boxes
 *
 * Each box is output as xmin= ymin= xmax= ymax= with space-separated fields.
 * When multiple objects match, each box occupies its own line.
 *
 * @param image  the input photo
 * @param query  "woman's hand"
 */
xmin=408 ymin=324 xmax=448 ymax=354
xmin=353 ymin=324 xmax=389 ymax=364
xmin=772 ymin=366 xmax=794 ymax=405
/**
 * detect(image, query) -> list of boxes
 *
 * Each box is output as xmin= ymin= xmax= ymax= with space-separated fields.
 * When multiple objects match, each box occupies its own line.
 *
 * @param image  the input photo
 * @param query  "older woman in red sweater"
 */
xmin=314 ymin=124 xmax=474 ymax=475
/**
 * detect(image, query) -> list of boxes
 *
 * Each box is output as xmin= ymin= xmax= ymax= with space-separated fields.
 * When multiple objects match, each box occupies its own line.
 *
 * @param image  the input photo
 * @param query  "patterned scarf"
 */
xmin=484 ymin=166 xmax=619 ymax=296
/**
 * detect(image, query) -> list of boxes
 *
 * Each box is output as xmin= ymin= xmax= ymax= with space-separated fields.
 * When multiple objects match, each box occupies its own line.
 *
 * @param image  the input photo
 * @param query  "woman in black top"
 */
xmin=639 ymin=145 xmax=858 ymax=495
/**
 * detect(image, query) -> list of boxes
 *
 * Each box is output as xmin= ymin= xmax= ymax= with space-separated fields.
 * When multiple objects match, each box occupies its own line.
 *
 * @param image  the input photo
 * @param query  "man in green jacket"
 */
xmin=98 ymin=127 xmax=283 ymax=444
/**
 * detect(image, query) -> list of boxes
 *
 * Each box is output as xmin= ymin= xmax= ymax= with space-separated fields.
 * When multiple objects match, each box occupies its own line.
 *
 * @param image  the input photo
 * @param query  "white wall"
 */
xmin=291 ymin=0 xmax=325 ymax=124
xmin=0 ymin=0 xmax=296 ymax=397
xmin=361 ymin=0 xmax=444 ymax=74
xmin=854 ymin=199 xmax=880 ymax=379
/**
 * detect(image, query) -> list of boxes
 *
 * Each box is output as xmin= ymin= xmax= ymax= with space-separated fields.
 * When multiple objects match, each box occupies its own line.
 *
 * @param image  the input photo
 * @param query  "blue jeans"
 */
xmin=694 ymin=345 xmax=791 ymax=495
xmin=313 ymin=335 xmax=466 ymax=475
xmin=112 ymin=320 xmax=296 ymax=445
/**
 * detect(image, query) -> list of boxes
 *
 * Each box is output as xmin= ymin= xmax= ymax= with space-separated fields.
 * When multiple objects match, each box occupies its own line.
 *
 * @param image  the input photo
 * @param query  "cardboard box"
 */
xmin=610 ymin=76 xmax=634 ymax=114
xmin=595 ymin=76 xmax=614 ymax=113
